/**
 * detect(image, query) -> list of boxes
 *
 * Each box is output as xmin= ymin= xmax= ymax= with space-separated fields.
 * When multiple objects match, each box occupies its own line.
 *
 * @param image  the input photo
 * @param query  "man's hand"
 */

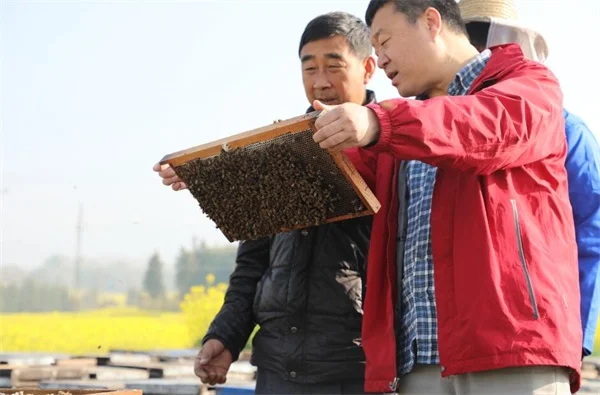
xmin=152 ymin=163 xmax=187 ymax=191
xmin=312 ymin=100 xmax=380 ymax=150
xmin=194 ymin=339 xmax=234 ymax=386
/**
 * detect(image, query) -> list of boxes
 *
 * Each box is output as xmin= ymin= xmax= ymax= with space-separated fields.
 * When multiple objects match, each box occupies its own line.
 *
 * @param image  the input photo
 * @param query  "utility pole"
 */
xmin=74 ymin=203 xmax=83 ymax=309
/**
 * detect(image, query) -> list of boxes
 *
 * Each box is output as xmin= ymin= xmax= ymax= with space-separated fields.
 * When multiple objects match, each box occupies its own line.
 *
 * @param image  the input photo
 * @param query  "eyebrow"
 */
xmin=300 ymin=53 xmax=344 ymax=63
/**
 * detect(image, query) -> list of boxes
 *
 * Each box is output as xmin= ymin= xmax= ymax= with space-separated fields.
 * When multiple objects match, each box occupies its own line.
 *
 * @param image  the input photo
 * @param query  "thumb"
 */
xmin=312 ymin=100 xmax=332 ymax=113
xmin=198 ymin=345 xmax=214 ymax=365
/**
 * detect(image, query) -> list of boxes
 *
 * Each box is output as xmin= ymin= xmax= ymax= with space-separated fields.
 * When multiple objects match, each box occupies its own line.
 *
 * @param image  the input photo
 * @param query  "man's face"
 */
xmin=300 ymin=35 xmax=375 ymax=106
xmin=370 ymin=3 xmax=443 ymax=97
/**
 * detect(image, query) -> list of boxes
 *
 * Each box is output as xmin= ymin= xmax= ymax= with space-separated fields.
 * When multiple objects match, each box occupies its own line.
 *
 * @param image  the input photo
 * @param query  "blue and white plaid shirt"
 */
xmin=396 ymin=49 xmax=492 ymax=375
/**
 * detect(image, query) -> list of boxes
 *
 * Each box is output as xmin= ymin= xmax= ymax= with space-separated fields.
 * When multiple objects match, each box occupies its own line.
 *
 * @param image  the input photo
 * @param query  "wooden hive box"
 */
xmin=158 ymin=111 xmax=381 ymax=242
xmin=0 ymin=389 xmax=142 ymax=395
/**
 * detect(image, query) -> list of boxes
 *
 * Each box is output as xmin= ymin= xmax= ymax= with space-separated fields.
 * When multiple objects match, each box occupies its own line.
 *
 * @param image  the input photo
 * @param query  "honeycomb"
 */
xmin=173 ymin=129 xmax=366 ymax=241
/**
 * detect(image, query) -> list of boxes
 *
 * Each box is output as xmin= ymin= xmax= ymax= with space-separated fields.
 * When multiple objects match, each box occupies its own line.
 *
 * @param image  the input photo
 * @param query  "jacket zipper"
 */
xmin=510 ymin=199 xmax=539 ymax=319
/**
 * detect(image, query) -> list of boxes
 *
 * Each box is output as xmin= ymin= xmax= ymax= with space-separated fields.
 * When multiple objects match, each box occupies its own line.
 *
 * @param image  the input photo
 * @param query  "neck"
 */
xmin=355 ymin=89 xmax=368 ymax=105
xmin=428 ymin=35 xmax=480 ymax=98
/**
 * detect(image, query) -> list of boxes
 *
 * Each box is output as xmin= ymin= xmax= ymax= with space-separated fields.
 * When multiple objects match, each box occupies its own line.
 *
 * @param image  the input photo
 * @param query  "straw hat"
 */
xmin=460 ymin=0 xmax=518 ymax=23
xmin=459 ymin=0 xmax=549 ymax=63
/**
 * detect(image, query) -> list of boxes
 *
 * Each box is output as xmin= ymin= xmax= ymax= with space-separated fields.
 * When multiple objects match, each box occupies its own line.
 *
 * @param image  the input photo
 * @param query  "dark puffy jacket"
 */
xmin=203 ymin=91 xmax=376 ymax=384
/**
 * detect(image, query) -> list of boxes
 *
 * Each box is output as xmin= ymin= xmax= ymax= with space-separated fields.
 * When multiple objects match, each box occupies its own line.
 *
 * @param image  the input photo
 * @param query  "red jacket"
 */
xmin=348 ymin=44 xmax=582 ymax=393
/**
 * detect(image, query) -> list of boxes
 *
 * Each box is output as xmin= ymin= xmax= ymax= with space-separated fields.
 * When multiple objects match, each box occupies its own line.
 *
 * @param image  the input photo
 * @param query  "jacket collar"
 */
xmin=305 ymin=89 xmax=377 ymax=114
xmin=468 ymin=43 xmax=527 ymax=94
xmin=416 ymin=43 xmax=526 ymax=100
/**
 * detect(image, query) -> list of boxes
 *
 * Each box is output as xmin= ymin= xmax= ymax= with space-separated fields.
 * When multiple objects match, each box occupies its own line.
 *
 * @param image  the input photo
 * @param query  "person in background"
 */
xmin=153 ymin=11 xmax=383 ymax=395
xmin=460 ymin=0 xmax=600 ymax=360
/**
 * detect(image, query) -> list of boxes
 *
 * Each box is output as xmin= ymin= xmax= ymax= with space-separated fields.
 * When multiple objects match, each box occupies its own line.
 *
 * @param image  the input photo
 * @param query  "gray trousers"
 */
xmin=394 ymin=364 xmax=571 ymax=395
xmin=254 ymin=367 xmax=372 ymax=395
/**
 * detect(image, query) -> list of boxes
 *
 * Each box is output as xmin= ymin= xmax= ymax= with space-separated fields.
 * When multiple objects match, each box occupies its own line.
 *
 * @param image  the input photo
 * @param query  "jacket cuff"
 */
xmin=202 ymin=333 xmax=242 ymax=362
xmin=365 ymin=103 xmax=392 ymax=153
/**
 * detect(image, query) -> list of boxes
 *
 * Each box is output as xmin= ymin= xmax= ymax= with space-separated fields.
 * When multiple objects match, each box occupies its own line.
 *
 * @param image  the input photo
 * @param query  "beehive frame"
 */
xmin=158 ymin=111 xmax=381 ymax=241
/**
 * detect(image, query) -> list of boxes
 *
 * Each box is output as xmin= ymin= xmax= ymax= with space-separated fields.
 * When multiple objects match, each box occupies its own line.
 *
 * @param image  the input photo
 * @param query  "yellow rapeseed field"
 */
xmin=4 ymin=279 xmax=596 ymax=356
xmin=0 ymin=281 xmax=230 ymax=354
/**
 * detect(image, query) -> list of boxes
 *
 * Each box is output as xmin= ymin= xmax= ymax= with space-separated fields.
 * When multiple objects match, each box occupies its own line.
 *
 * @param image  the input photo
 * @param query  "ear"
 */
xmin=423 ymin=7 xmax=442 ymax=40
xmin=363 ymin=55 xmax=377 ymax=84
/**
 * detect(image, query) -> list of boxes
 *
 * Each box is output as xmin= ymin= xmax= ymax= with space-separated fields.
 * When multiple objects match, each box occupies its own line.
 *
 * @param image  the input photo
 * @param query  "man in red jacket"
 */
xmin=313 ymin=0 xmax=582 ymax=394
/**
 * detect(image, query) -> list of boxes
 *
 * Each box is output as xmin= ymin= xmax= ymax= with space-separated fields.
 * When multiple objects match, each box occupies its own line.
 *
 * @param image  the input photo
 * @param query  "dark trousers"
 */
xmin=254 ymin=367 xmax=371 ymax=395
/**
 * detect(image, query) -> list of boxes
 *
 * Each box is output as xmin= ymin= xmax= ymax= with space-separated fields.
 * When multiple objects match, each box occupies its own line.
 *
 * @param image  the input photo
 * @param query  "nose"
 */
xmin=313 ymin=70 xmax=331 ymax=90
xmin=377 ymin=53 xmax=389 ymax=70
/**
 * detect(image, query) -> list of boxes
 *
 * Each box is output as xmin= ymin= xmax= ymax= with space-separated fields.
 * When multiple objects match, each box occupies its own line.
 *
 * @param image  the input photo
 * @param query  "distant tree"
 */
xmin=126 ymin=288 xmax=141 ymax=307
xmin=1 ymin=279 xmax=75 ymax=312
xmin=191 ymin=245 xmax=237 ymax=286
xmin=175 ymin=247 xmax=197 ymax=296
xmin=143 ymin=252 xmax=165 ymax=299
xmin=0 ymin=283 xmax=19 ymax=312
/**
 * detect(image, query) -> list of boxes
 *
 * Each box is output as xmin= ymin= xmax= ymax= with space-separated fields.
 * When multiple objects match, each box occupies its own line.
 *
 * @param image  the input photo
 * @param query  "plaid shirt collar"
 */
xmin=448 ymin=49 xmax=491 ymax=96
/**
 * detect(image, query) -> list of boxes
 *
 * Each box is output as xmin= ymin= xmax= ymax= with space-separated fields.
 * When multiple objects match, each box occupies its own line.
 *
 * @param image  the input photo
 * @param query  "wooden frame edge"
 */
xmin=159 ymin=111 xmax=321 ymax=168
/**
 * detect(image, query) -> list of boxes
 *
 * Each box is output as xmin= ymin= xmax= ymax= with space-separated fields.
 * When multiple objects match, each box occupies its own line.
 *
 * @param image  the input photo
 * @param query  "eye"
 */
xmin=303 ymin=67 xmax=316 ymax=72
xmin=381 ymin=38 xmax=390 ymax=47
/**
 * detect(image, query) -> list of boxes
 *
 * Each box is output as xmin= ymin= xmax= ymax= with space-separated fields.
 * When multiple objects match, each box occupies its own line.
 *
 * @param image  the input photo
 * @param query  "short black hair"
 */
xmin=365 ymin=0 xmax=467 ymax=36
xmin=298 ymin=12 xmax=372 ymax=59
xmin=465 ymin=21 xmax=490 ymax=51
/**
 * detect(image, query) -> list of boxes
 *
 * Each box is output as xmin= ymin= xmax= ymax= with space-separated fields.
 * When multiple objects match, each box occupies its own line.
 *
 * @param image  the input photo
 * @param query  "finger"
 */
xmin=207 ymin=370 xmax=219 ymax=385
xmin=314 ymin=108 xmax=341 ymax=131
xmin=161 ymin=176 xmax=181 ymax=186
xmin=194 ymin=366 xmax=209 ymax=381
xmin=172 ymin=182 xmax=188 ymax=191
xmin=158 ymin=167 xmax=176 ymax=178
xmin=313 ymin=119 xmax=346 ymax=144
xmin=326 ymin=140 xmax=358 ymax=152
xmin=153 ymin=163 xmax=162 ymax=172
xmin=312 ymin=99 xmax=334 ymax=113
xmin=198 ymin=348 xmax=213 ymax=366
xmin=318 ymin=130 xmax=352 ymax=150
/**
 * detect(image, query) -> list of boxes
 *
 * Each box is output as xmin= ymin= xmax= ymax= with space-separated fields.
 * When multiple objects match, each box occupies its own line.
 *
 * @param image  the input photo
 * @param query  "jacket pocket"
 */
xmin=510 ymin=199 xmax=539 ymax=319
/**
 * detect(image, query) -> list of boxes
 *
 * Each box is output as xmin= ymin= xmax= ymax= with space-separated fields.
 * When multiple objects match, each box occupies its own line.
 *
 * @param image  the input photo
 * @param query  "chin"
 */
xmin=395 ymin=86 xmax=411 ymax=98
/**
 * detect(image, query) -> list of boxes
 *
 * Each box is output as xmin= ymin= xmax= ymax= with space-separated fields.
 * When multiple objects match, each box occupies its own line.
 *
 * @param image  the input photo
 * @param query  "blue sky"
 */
xmin=2 ymin=0 xmax=599 ymax=270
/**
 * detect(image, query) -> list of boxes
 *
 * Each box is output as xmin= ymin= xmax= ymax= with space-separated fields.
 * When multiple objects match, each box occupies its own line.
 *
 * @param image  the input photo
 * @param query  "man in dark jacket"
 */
xmin=153 ymin=11 xmax=379 ymax=394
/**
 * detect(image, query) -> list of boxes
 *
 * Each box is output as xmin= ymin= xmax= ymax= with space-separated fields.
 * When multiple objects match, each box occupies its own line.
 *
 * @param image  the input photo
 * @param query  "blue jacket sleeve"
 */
xmin=564 ymin=108 xmax=600 ymax=357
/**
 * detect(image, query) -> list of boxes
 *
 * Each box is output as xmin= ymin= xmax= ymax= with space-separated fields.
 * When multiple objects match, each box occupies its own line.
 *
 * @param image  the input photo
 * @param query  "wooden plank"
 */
xmin=580 ymin=379 xmax=600 ymax=394
xmin=105 ymin=362 xmax=193 ymax=379
xmin=39 ymin=380 xmax=125 ymax=390
xmin=107 ymin=355 xmax=151 ymax=366
xmin=146 ymin=350 xmax=196 ymax=363
xmin=124 ymin=378 xmax=205 ymax=395
xmin=10 ymin=365 xmax=88 ymax=384
xmin=0 ymin=389 xmax=142 ymax=395
xmin=0 ymin=354 xmax=65 ymax=367
xmin=89 ymin=367 xmax=149 ymax=381
xmin=56 ymin=360 xmax=97 ymax=368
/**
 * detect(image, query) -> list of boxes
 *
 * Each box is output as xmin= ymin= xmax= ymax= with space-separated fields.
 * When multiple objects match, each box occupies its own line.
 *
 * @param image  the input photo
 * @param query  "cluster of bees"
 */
xmin=174 ymin=131 xmax=366 ymax=241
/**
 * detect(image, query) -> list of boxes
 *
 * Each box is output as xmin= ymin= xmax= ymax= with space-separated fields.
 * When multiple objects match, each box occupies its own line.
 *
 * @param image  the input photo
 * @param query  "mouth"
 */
xmin=317 ymin=98 xmax=339 ymax=105
xmin=386 ymin=71 xmax=399 ymax=84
